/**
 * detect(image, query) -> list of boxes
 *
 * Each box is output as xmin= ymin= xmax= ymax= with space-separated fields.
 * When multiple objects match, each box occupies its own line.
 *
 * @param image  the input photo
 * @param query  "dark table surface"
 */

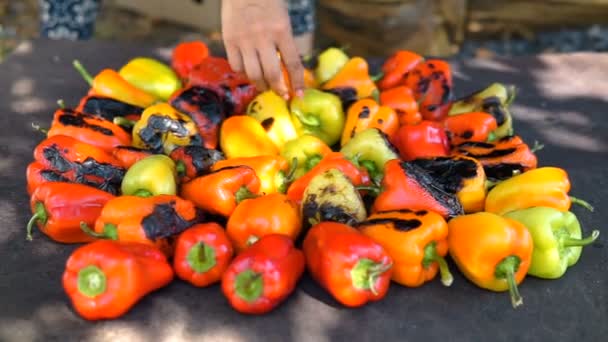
xmin=0 ymin=39 xmax=606 ymax=342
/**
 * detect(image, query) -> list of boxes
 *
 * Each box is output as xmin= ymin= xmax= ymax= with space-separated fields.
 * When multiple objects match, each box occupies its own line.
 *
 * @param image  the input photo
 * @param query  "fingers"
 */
xmin=277 ymin=33 xmax=305 ymax=97
xmin=225 ymin=43 xmax=244 ymax=74
xmin=240 ymin=45 xmax=267 ymax=92
xmin=258 ymin=42 xmax=289 ymax=99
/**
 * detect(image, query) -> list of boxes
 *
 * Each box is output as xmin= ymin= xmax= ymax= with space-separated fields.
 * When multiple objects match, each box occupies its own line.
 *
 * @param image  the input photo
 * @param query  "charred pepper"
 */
xmin=379 ymin=86 xmax=422 ymax=126
xmin=169 ymin=145 xmax=224 ymax=183
xmin=246 ymin=90 xmax=298 ymax=150
xmin=341 ymin=99 xmax=399 ymax=147
xmin=212 ymin=155 xmax=292 ymax=195
xmin=378 ymin=50 xmax=424 ymax=90
xmin=403 ymin=59 xmax=453 ymax=121
xmin=321 ymin=57 xmax=378 ymax=101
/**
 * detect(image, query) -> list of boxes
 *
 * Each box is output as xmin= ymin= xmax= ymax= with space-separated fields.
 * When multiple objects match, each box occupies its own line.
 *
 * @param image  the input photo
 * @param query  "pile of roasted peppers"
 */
xmin=25 ymin=41 xmax=600 ymax=321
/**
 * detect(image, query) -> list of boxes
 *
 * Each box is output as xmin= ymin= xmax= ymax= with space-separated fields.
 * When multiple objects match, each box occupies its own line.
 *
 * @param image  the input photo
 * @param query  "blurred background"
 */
xmin=2 ymin=0 xmax=608 ymax=62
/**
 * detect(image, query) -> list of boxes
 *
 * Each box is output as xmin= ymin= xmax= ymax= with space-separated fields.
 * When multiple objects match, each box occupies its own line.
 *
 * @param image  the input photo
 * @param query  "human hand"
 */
xmin=221 ymin=0 xmax=305 ymax=99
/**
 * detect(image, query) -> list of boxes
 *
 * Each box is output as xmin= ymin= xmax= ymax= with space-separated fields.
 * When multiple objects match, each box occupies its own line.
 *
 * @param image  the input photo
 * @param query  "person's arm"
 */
xmin=221 ymin=0 xmax=305 ymax=99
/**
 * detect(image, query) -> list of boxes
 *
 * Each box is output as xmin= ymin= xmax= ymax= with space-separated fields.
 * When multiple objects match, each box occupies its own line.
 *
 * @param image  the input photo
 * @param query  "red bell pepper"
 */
xmin=403 ymin=59 xmax=453 ymax=121
xmin=394 ymin=121 xmax=450 ymax=161
xmin=172 ymin=40 xmax=210 ymax=81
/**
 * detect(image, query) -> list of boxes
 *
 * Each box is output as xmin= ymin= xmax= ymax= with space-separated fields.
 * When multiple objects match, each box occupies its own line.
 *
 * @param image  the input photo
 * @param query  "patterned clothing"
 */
xmin=287 ymin=0 xmax=316 ymax=36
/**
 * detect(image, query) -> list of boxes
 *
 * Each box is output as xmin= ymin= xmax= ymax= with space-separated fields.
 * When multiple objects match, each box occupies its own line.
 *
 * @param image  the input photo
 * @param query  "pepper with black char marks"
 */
xmin=26 ymin=161 xmax=120 ymax=196
xmin=403 ymin=59 xmax=453 ymax=121
xmin=111 ymin=146 xmax=155 ymax=169
xmin=357 ymin=209 xmax=453 ymax=287
xmin=452 ymin=135 xmax=538 ymax=181
xmin=169 ymin=145 xmax=225 ymax=183
xmin=47 ymin=108 xmax=132 ymax=152
xmin=76 ymin=95 xmax=143 ymax=123
xmin=81 ymin=195 xmax=203 ymax=256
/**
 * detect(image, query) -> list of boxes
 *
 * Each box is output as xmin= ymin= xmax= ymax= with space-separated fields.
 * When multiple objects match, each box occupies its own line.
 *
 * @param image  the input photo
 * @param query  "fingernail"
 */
xmin=295 ymin=89 xmax=304 ymax=98
xmin=282 ymin=93 xmax=290 ymax=101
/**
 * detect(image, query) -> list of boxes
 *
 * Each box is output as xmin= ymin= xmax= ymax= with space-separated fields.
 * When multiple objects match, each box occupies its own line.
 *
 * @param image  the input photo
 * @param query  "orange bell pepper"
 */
xmin=341 ymin=99 xmax=399 ymax=146
xmin=443 ymin=112 xmax=498 ymax=146
xmin=219 ymin=115 xmax=279 ymax=159
xmin=379 ymin=86 xmax=422 ymax=126
xmin=111 ymin=146 xmax=155 ymax=169
xmin=378 ymin=50 xmax=424 ymax=90
xmin=322 ymin=57 xmax=378 ymax=100
xmin=211 ymin=155 xmax=292 ymax=194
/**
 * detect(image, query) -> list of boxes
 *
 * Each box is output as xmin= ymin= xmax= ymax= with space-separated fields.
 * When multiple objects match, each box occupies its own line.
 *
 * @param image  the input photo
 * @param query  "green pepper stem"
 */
xmin=31 ymin=122 xmax=48 ymax=135
xmin=487 ymin=131 xmax=497 ymax=142
xmin=175 ymin=160 xmax=186 ymax=177
xmin=370 ymin=72 xmax=384 ymax=83
xmin=73 ymin=60 xmax=94 ymax=86
xmin=133 ymin=189 xmax=153 ymax=198
xmin=26 ymin=202 xmax=48 ymax=241
xmin=284 ymin=157 xmax=299 ymax=184
xmin=187 ymin=242 xmax=217 ymax=274
xmin=77 ymin=265 xmax=107 ymax=298
xmin=530 ymin=140 xmax=545 ymax=153
xmin=80 ymin=222 xmax=118 ymax=240
xmin=355 ymin=185 xmax=381 ymax=196
xmin=57 ymin=99 xmax=66 ymax=109
xmin=570 ymin=196 xmax=594 ymax=212
xmin=235 ymin=186 xmax=259 ymax=204
xmin=371 ymin=88 xmax=380 ymax=103
xmin=495 ymin=255 xmax=523 ymax=308
xmin=293 ymin=111 xmax=321 ymax=127
xmin=246 ymin=235 xmax=259 ymax=246
xmin=113 ymin=116 xmax=136 ymax=128
xmin=563 ymin=230 xmax=600 ymax=247
xmin=422 ymin=241 xmax=453 ymax=287
xmin=234 ymin=269 xmax=264 ymax=303
xmin=351 ymin=258 xmax=392 ymax=295
xmin=305 ymin=154 xmax=323 ymax=171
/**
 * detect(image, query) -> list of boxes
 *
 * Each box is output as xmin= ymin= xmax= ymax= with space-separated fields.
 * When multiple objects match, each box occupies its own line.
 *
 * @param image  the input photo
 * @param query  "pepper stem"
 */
xmin=355 ymin=185 xmax=381 ymax=197
xmin=234 ymin=269 xmax=264 ymax=302
xmin=80 ymin=222 xmax=118 ymax=240
xmin=235 ymin=186 xmax=258 ymax=204
xmin=304 ymin=154 xmax=323 ymax=171
xmin=562 ymin=230 xmax=600 ymax=247
xmin=175 ymin=160 xmax=186 ymax=177
xmin=133 ymin=189 xmax=154 ymax=198
xmin=293 ymin=111 xmax=321 ymax=127
xmin=422 ymin=241 xmax=453 ymax=287
xmin=246 ymin=235 xmax=259 ymax=246
xmin=570 ymin=196 xmax=594 ymax=212
xmin=113 ymin=116 xmax=136 ymax=128
xmin=360 ymin=160 xmax=381 ymax=185
xmin=487 ymin=131 xmax=497 ymax=142
xmin=351 ymin=258 xmax=392 ymax=295
xmin=187 ymin=242 xmax=217 ymax=274
xmin=284 ymin=157 xmax=299 ymax=183
xmin=530 ymin=140 xmax=544 ymax=153
xmin=57 ymin=99 xmax=66 ymax=109
xmin=26 ymin=202 xmax=48 ymax=241
xmin=370 ymin=72 xmax=384 ymax=82
xmin=31 ymin=122 xmax=48 ymax=135
xmin=494 ymin=255 xmax=523 ymax=308
xmin=77 ymin=265 xmax=107 ymax=298
xmin=73 ymin=60 xmax=94 ymax=86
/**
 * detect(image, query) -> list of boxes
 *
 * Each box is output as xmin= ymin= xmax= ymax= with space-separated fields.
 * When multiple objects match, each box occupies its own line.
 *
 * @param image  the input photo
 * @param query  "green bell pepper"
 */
xmin=280 ymin=134 xmax=332 ymax=180
xmin=119 ymin=57 xmax=182 ymax=101
xmin=290 ymin=89 xmax=345 ymax=147
xmin=315 ymin=47 xmax=350 ymax=85
xmin=504 ymin=207 xmax=600 ymax=279
xmin=121 ymin=154 xmax=178 ymax=197
xmin=340 ymin=128 xmax=399 ymax=184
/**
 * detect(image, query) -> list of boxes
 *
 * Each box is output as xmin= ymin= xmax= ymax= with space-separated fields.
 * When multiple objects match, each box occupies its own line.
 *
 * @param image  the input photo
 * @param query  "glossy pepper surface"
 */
xmin=76 ymin=95 xmax=144 ymax=123
xmin=181 ymin=165 xmax=261 ymax=217
xmin=341 ymin=99 xmax=399 ymax=146
xmin=303 ymin=222 xmax=393 ymax=307
xmin=485 ymin=167 xmax=593 ymax=215
xmin=219 ymin=115 xmax=279 ymax=159
xmin=504 ymin=207 xmax=599 ymax=279
xmin=47 ymin=108 xmax=132 ymax=152
xmin=357 ymin=210 xmax=453 ymax=287
xmin=63 ymin=240 xmax=174 ymax=320
xmin=169 ymin=145 xmax=224 ymax=183
xmin=171 ymin=40 xmax=210 ymax=81
xmin=132 ymin=103 xmax=201 ymax=154
xmin=372 ymin=159 xmax=464 ymax=219
xmin=27 ymin=182 xmax=114 ymax=243
xmin=378 ymin=50 xmax=424 ymax=90
xmin=212 ymin=155 xmax=292 ymax=194
xmin=111 ymin=146 xmax=154 ymax=169
xmin=227 ymin=193 xmax=302 ymax=252
xmin=314 ymin=47 xmax=350 ymax=85
xmin=448 ymin=212 xmax=533 ymax=308
xmin=379 ymin=86 xmax=422 ymax=126
xmin=221 ymin=234 xmax=305 ymax=314
xmin=403 ymin=59 xmax=453 ymax=121
xmin=121 ymin=155 xmax=178 ymax=197
xmin=119 ymin=57 xmax=182 ymax=101
xmin=290 ymin=88 xmax=345 ymax=146
xmin=340 ymin=128 xmax=400 ymax=182
xmin=394 ymin=121 xmax=450 ymax=161
xmin=173 ymin=222 xmax=234 ymax=287
xmin=443 ymin=112 xmax=498 ymax=145
xmin=246 ymin=90 xmax=298 ymax=150
xmin=280 ymin=134 xmax=333 ymax=180
xmin=322 ymin=57 xmax=378 ymax=100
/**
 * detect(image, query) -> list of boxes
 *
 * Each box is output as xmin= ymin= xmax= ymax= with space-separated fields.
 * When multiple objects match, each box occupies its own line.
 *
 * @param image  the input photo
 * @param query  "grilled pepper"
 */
xmin=504 ymin=207 xmax=599 ymax=279
xmin=173 ymin=222 xmax=234 ymax=287
xmin=341 ymin=99 xmax=399 ymax=146
xmin=26 ymin=162 xmax=64 ymax=195
xmin=83 ymin=195 xmax=201 ymax=255
xmin=221 ymin=234 xmax=305 ymax=314
xmin=63 ymin=240 xmax=174 ymax=320
xmin=379 ymin=86 xmax=422 ymax=126
xmin=73 ymin=60 xmax=157 ymax=108
xmin=394 ymin=121 xmax=450 ymax=161
xmin=132 ymin=103 xmax=202 ymax=154
xmin=287 ymin=152 xmax=370 ymax=205
xmin=171 ymin=40 xmax=210 ymax=81
xmin=321 ymin=57 xmax=378 ymax=100
xmin=314 ymin=47 xmax=350 ymax=85
xmin=27 ymin=182 xmax=114 ymax=243
xmin=246 ymin=91 xmax=298 ymax=150
xmin=303 ymin=221 xmax=393 ymax=307
xmin=280 ymin=134 xmax=333 ymax=180
xmin=443 ymin=112 xmax=498 ymax=145
xmin=357 ymin=209 xmax=453 ymax=287
xmin=485 ymin=167 xmax=593 ymax=215
xmin=187 ymin=56 xmax=256 ymax=115
xmin=169 ymin=145 xmax=224 ymax=183
xmin=290 ymin=89 xmax=345 ymax=147
xmin=47 ymin=108 xmax=132 ymax=152
xmin=340 ymin=128 xmax=400 ymax=182
xmin=227 ymin=193 xmax=302 ymax=252
xmin=407 ymin=156 xmax=487 ymax=213
xmin=449 ymin=83 xmax=515 ymax=139
xmin=378 ymin=50 xmax=423 ymax=90
xmin=371 ymin=159 xmax=464 ymax=219
xmin=121 ymin=155 xmax=178 ymax=197
xmin=169 ymin=85 xmax=225 ymax=149
xmin=181 ymin=165 xmax=261 ymax=217
xmin=33 ymin=135 xmax=125 ymax=194
xmin=212 ymin=155 xmax=292 ymax=194
xmin=119 ymin=57 xmax=182 ymax=101
xmin=403 ymin=59 xmax=453 ymax=121
xmin=111 ymin=146 xmax=155 ymax=169
xmin=452 ymin=135 xmax=538 ymax=181
xmin=219 ymin=115 xmax=279 ymax=159
xmin=76 ymin=95 xmax=144 ymax=123
xmin=448 ymin=212 xmax=533 ymax=308
xmin=325 ymin=87 xmax=359 ymax=114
